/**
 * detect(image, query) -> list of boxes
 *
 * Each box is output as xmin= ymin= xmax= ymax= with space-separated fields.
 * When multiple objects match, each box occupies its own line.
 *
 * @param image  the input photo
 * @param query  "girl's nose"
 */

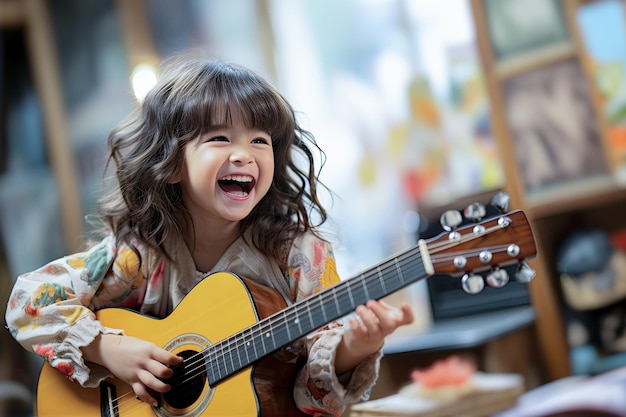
xmin=229 ymin=147 xmax=253 ymax=164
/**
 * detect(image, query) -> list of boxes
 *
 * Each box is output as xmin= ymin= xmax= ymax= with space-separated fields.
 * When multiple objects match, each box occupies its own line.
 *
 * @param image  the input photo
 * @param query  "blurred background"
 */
xmin=3 ymin=0 xmax=626 ymax=416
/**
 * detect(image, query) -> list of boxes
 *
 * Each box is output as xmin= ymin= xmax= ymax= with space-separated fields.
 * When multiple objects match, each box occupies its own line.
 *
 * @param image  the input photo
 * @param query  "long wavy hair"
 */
xmin=96 ymin=55 xmax=329 ymax=270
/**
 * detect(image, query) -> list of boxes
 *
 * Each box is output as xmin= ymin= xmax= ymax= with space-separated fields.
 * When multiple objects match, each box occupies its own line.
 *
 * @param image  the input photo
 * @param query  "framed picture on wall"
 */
xmin=576 ymin=0 xmax=626 ymax=176
xmin=485 ymin=0 xmax=570 ymax=60
xmin=502 ymin=59 xmax=608 ymax=194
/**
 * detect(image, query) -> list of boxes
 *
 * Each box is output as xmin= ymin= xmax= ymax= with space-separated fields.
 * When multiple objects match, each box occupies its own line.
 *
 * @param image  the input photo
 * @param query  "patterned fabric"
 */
xmin=5 ymin=231 xmax=380 ymax=416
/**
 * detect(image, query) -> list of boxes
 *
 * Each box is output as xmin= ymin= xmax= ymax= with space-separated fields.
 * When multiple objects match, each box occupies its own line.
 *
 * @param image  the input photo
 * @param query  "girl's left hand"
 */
xmin=336 ymin=300 xmax=414 ymax=374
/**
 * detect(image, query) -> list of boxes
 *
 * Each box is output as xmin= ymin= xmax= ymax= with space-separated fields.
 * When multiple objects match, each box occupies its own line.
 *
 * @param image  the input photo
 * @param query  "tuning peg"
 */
xmin=490 ymin=191 xmax=510 ymax=213
xmin=515 ymin=261 xmax=536 ymax=284
xmin=440 ymin=210 xmax=463 ymax=232
xmin=461 ymin=273 xmax=484 ymax=294
xmin=486 ymin=268 xmax=509 ymax=288
xmin=464 ymin=202 xmax=486 ymax=222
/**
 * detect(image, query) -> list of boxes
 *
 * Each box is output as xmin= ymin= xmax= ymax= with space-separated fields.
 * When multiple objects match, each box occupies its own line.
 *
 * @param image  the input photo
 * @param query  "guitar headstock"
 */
xmin=423 ymin=192 xmax=537 ymax=294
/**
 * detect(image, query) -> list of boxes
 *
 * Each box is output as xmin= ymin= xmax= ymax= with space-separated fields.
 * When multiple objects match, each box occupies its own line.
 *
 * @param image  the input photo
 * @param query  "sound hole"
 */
xmin=162 ymin=350 xmax=207 ymax=409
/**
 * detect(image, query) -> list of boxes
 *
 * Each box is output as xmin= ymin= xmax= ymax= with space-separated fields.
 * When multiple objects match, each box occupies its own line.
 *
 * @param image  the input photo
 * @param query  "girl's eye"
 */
xmin=252 ymin=137 xmax=270 ymax=144
xmin=208 ymin=135 xmax=228 ymax=142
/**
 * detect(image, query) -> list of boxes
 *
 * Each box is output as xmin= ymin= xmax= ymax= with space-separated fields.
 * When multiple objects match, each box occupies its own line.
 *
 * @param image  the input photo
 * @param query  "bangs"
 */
xmin=196 ymin=67 xmax=295 ymax=140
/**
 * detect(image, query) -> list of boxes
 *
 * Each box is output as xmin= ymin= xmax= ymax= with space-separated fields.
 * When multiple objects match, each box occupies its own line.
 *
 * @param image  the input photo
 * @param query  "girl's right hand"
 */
xmin=82 ymin=334 xmax=183 ymax=407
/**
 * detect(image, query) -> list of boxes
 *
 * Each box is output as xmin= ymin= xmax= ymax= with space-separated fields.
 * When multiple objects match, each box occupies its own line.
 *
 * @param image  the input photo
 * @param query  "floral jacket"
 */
xmin=5 ymin=230 xmax=381 ymax=416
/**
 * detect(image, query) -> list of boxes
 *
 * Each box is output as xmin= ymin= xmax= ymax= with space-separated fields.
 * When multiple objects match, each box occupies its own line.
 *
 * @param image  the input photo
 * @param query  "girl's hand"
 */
xmin=335 ymin=300 xmax=414 ymax=375
xmin=82 ymin=334 xmax=183 ymax=407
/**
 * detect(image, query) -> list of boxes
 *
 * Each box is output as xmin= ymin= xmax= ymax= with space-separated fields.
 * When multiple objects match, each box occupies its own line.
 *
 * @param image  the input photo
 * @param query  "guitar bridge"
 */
xmin=99 ymin=381 xmax=119 ymax=417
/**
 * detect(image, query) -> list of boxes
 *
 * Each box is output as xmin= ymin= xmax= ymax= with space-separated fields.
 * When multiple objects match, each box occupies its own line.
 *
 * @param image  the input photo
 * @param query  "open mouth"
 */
xmin=218 ymin=175 xmax=255 ymax=196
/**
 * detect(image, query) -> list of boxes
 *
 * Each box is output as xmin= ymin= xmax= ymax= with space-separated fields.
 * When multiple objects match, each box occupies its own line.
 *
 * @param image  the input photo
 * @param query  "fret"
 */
xmin=332 ymin=286 xmax=342 ymax=318
xmin=308 ymin=300 xmax=324 ymax=329
xmin=272 ymin=326 xmax=290 ymax=348
xmin=305 ymin=301 xmax=315 ymax=332
xmin=348 ymin=276 xmax=367 ymax=308
xmin=282 ymin=310 xmax=294 ymax=342
xmin=377 ymin=266 xmax=388 ymax=295
xmin=227 ymin=343 xmax=236 ymax=374
xmin=381 ymin=264 xmax=400 ymax=293
xmin=212 ymin=346 xmax=229 ymax=378
xmin=258 ymin=325 xmax=269 ymax=357
xmin=206 ymin=359 xmax=218 ymax=386
xmin=394 ymin=258 xmax=405 ymax=286
xmin=213 ymin=352 xmax=226 ymax=382
xmin=246 ymin=326 xmax=263 ymax=363
xmin=233 ymin=334 xmax=244 ymax=370
xmin=334 ymin=282 xmax=353 ymax=312
xmin=242 ymin=332 xmax=253 ymax=364
xmin=319 ymin=298 xmax=328 ymax=323
xmin=346 ymin=279 xmax=356 ymax=308
xmin=264 ymin=329 xmax=274 ymax=353
xmin=293 ymin=312 xmax=303 ymax=335
xmin=363 ymin=270 xmax=384 ymax=301
xmin=400 ymin=255 xmax=427 ymax=288
xmin=271 ymin=319 xmax=285 ymax=350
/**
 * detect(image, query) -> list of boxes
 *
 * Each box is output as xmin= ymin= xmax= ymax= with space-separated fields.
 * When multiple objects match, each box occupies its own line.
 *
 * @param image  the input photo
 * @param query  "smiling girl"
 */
xmin=5 ymin=55 xmax=413 ymax=416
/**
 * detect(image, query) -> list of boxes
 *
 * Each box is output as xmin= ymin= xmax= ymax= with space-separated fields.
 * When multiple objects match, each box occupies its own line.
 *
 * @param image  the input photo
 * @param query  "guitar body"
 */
xmin=37 ymin=272 xmax=307 ymax=417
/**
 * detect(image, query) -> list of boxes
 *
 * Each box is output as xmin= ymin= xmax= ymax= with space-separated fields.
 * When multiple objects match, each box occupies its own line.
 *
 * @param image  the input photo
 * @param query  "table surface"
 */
xmin=383 ymin=306 xmax=536 ymax=354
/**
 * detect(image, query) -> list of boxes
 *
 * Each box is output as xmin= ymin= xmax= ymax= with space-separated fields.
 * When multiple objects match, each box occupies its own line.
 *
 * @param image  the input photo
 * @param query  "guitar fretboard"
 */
xmin=204 ymin=243 xmax=429 ymax=385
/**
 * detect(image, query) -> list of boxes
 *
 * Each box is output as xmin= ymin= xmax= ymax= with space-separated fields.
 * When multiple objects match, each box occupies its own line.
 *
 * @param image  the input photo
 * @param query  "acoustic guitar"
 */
xmin=36 ymin=207 xmax=537 ymax=417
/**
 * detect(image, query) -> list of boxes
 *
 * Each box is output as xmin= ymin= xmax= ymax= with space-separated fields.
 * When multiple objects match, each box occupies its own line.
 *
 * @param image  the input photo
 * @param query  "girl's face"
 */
xmin=176 ymin=112 xmax=274 ymax=228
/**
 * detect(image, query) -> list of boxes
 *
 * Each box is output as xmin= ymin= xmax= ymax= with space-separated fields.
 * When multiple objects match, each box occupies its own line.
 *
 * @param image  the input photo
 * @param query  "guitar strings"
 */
xmin=427 ymin=222 xmax=510 ymax=253
xmin=109 ymin=390 xmax=149 ymax=416
xmin=168 ymin=246 xmax=516 ymax=392
xmin=108 ymin=217 xmax=518 ymax=410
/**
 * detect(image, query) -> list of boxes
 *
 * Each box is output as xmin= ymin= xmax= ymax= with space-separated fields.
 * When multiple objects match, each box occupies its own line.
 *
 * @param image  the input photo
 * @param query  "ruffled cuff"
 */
xmin=55 ymin=316 xmax=123 ymax=387
xmin=295 ymin=327 xmax=382 ymax=413
xmin=343 ymin=348 xmax=383 ymax=403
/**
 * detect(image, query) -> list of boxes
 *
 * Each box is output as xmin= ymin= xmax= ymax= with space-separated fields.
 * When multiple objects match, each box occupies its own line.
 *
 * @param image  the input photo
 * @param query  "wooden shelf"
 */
xmin=495 ymin=41 xmax=577 ymax=80
xmin=525 ymin=176 xmax=626 ymax=220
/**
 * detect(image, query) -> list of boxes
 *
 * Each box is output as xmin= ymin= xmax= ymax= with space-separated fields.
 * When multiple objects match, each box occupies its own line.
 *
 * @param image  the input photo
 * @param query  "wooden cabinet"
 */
xmin=471 ymin=0 xmax=626 ymax=381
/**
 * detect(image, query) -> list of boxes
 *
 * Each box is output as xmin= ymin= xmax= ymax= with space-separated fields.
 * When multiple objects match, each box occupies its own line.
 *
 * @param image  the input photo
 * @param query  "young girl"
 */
xmin=5 ymin=56 xmax=413 ymax=416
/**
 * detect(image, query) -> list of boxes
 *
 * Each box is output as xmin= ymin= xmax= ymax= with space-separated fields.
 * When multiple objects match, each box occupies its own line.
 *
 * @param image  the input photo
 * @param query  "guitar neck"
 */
xmin=205 ymin=241 xmax=432 ymax=385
